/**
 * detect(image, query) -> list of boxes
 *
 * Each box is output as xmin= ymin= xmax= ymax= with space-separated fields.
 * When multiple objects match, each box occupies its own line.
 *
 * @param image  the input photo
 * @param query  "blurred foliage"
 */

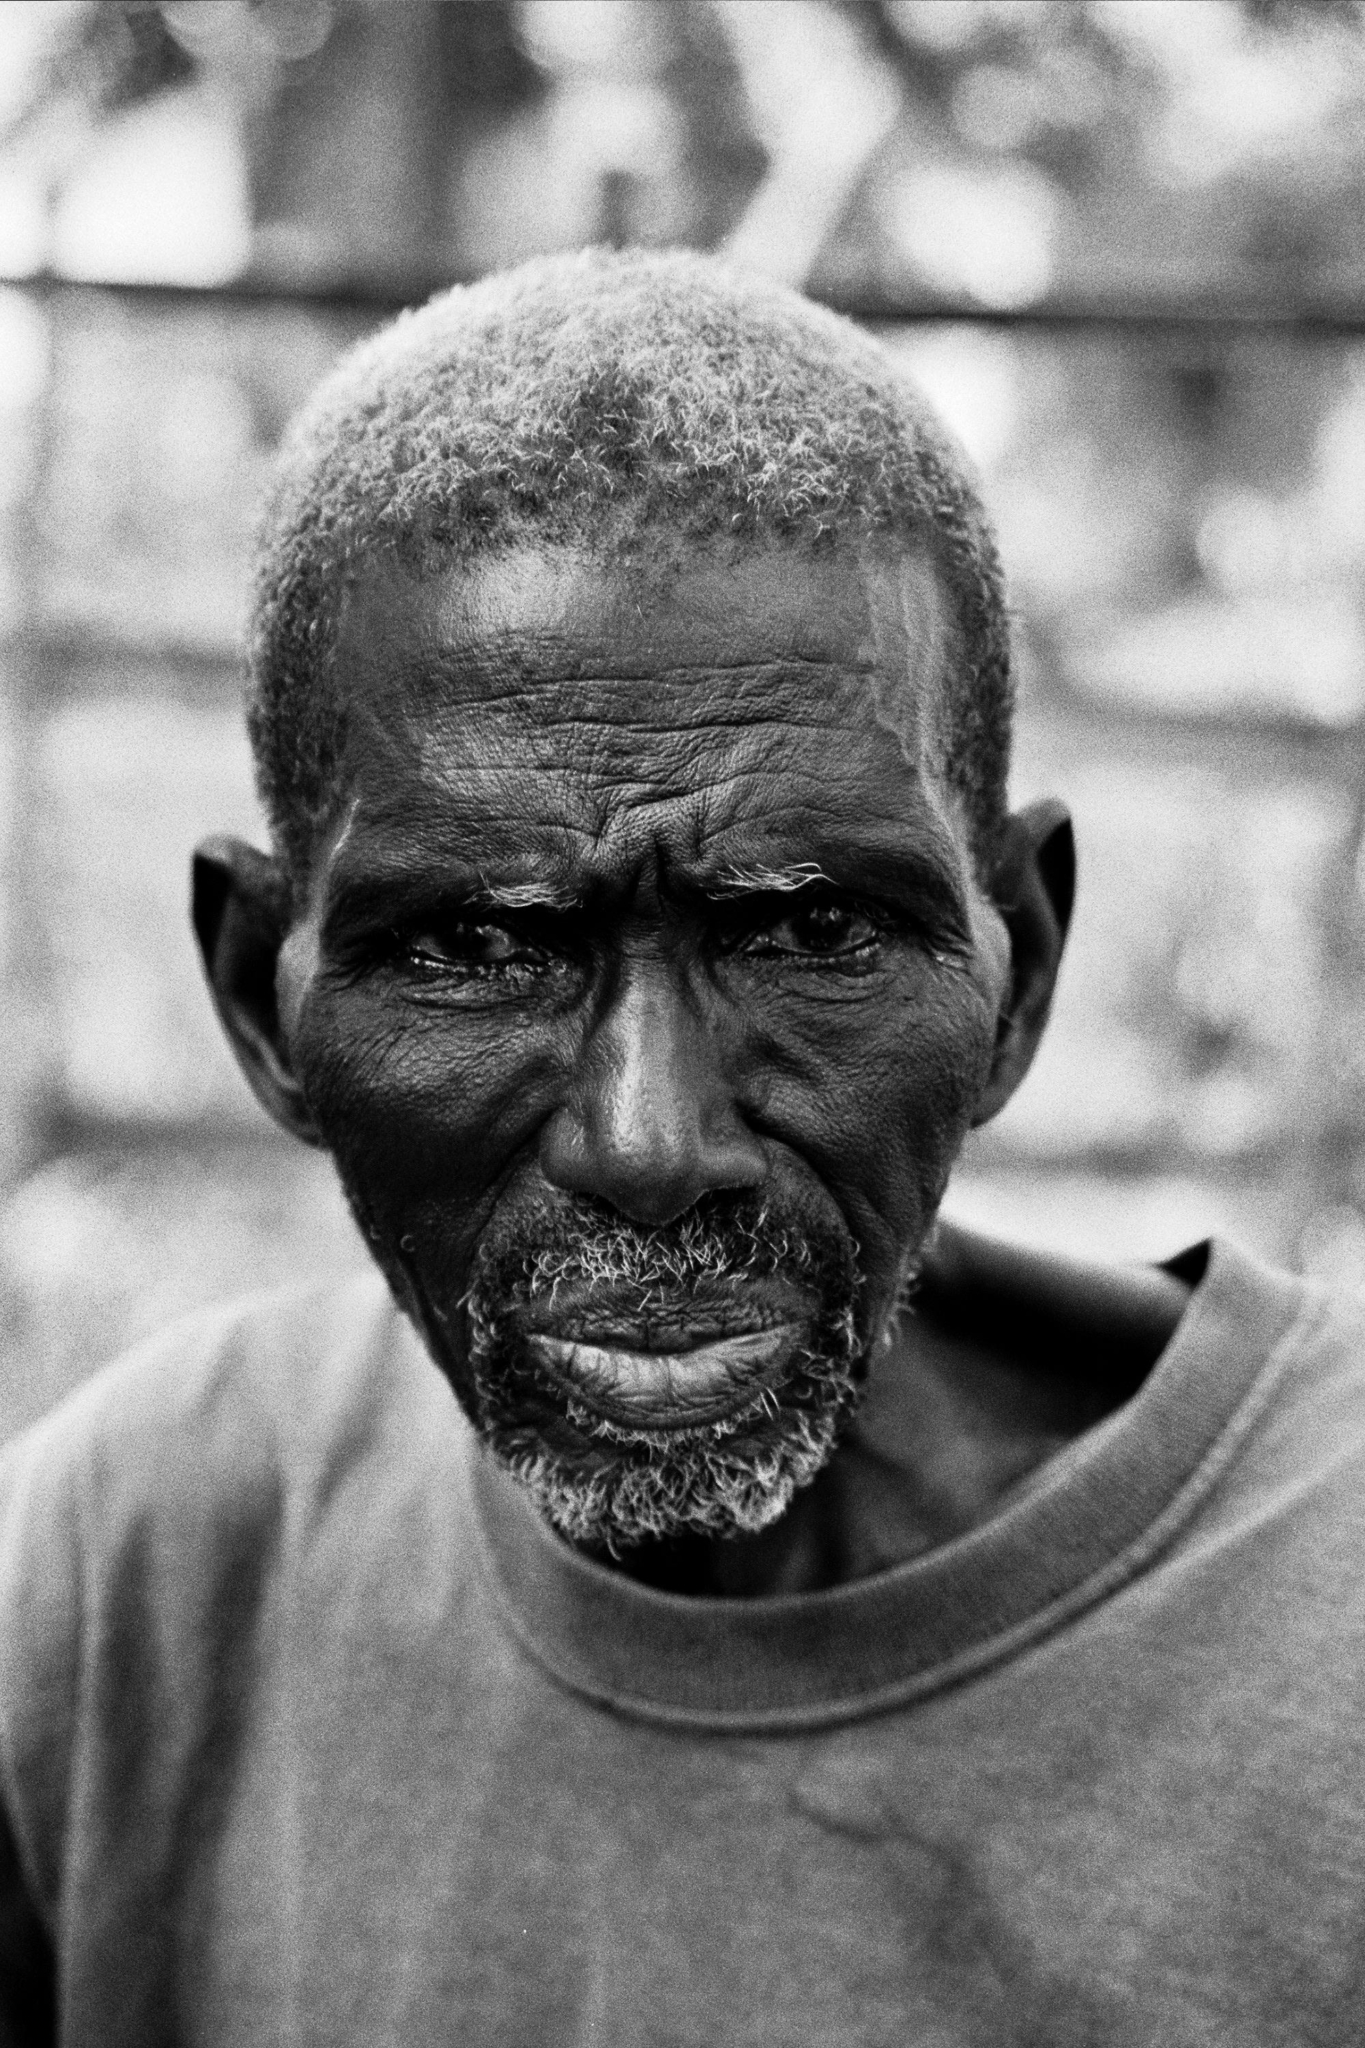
xmin=843 ymin=0 xmax=1156 ymax=194
xmin=0 ymin=3 xmax=193 ymax=141
xmin=1 ymin=0 xmax=1363 ymax=303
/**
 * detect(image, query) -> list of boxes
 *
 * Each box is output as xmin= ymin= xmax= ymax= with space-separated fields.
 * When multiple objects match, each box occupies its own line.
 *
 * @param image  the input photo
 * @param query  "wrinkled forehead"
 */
xmin=333 ymin=532 xmax=953 ymax=755
xmin=312 ymin=534 xmax=966 ymax=900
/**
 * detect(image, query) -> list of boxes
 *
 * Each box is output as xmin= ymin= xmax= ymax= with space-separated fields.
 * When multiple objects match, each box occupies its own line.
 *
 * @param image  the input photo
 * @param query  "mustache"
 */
xmin=462 ymin=1188 xmax=868 ymax=1551
xmin=469 ymin=1188 xmax=860 ymax=1314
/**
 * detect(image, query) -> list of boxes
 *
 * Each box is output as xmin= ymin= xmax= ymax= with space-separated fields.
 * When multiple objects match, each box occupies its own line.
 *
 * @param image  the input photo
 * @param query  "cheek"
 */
xmin=291 ymin=988 xmax=564 ymax=1246
xmin=743 ymin=972 xmax=996 ymax=1266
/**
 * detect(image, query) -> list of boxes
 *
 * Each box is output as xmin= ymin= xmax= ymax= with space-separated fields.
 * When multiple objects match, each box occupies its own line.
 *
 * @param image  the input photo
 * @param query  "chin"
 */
xmin=454 ymin=1185 xmax=867 ymax=1553
xmin=474 ymin=1316 xmax=861 ymax=1553
xmin=500 ymin=1418 xmax=837 ymax=1552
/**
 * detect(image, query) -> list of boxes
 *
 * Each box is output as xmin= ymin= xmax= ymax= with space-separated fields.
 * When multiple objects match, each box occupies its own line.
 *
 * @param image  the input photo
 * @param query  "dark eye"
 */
xmin=745 ymin=900 xmax=882 ymax=961
xmin=406 ymin=920 xmax=547 ymax=974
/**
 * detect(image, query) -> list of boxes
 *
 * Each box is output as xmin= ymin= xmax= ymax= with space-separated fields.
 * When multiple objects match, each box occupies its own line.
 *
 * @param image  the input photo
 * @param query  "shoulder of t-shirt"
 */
xmin=1194 ymin=1239 xmax=1365 ymax=1503
xmin=0 ymin=1273 xmax=468 ymax=1632
xmin=0 ymin=1274 xmax=452 ymax=1918
xmin=0 ymin=1270 xmax=417 ymax=1503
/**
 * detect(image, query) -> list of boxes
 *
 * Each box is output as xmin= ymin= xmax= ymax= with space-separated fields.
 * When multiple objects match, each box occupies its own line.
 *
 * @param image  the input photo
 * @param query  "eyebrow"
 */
xmin=318 ymin=861 xmax=583 ymax=943
xmin=709 ymin=837 xmax=975 ymax=944
xmin=476 ymin=875 xmax=582 ymax=911
xmin=704 ymin=862 xmax=833 ymax=898
xmin=320 ymin=832 xmax=970 ymax=942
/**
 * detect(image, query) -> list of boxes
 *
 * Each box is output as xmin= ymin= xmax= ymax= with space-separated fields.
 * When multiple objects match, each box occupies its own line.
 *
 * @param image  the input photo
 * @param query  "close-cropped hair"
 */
xmin=248 ymin=246 xmax=1014 ymax=887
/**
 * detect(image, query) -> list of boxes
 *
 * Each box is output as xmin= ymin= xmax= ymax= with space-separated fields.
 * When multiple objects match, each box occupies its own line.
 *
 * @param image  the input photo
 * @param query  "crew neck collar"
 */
xmin=467 ymin=1238 xmax=1309 ymax=1731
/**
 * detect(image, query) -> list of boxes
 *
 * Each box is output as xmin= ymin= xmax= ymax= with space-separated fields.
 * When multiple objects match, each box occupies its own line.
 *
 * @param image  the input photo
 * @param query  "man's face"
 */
xmin=250 ymin=536 xmax=1025 ymax=1547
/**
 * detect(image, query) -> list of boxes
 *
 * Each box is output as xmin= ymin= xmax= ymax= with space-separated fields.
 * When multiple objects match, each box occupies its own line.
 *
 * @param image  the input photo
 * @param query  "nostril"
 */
xmin=539 ymin=1111 xmax=706 ymax=1225
xmin=538 ymin=1100 xmax=765 ymax=1227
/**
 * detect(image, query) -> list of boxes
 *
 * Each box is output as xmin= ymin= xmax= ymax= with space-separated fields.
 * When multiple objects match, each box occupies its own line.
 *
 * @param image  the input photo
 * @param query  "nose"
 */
xmin=539 ymin=956 xmax=766 ymax=1226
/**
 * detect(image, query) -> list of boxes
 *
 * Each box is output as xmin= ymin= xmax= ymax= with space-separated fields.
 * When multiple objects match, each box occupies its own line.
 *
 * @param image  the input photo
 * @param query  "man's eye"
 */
xmin=406 ymin=922 xmax=545 ymax=973
xmin=745 ymin=902 xmax=881 ymax=960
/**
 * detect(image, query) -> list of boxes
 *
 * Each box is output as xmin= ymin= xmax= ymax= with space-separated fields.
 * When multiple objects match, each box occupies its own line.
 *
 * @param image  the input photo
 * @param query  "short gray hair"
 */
xmin=247 ymin=246 xmax=1014 ymax=885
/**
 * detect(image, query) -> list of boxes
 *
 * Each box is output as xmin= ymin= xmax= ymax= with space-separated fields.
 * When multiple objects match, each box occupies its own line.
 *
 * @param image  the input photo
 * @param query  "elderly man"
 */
xmin=2 ymin=249 xmax=1363 ymax=2045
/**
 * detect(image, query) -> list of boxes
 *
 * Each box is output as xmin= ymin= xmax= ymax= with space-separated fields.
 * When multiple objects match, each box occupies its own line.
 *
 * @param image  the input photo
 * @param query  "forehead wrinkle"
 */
xmin=393 ymin=753 xmax=895 ymax=846
xmin=397 ymin=712 xmax=878 ymax=814
xmin=317 ymin=774 xmax=972 ymax=932
xmin=326 ymin=548 xmax=969 ymax=898
xmin=419 ymin=638 xmax=879 ymax=687
xmin=345 ymin=722 xmax=963 ymax=880
xmin=400 ymin=666 xmax=875 ymax=746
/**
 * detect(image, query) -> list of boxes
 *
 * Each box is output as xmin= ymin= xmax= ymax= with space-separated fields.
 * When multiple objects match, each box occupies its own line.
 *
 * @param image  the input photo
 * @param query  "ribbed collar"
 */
xmin=467 ymin=1239 xmax=1309 ymax=1731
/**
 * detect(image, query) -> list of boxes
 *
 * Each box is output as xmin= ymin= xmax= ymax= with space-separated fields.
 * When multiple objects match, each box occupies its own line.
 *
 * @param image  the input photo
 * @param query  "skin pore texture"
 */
xmin=196 ymin=530 xmax=1191 ymax=1597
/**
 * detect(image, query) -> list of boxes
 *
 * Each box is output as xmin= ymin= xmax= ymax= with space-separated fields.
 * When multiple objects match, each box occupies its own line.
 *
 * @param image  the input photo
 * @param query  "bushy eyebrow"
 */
xmin=318 ymin=861 xmax=582 ymax=944
xmin=703 ymin=839 xmax=975 ymax=949
xmin=476 ymin=875 xmax=582 ymax=912
xmin=704 ymin=861 xmax=832 ymax=898
xmin=319 ymin=835 xmax=969 ymax=945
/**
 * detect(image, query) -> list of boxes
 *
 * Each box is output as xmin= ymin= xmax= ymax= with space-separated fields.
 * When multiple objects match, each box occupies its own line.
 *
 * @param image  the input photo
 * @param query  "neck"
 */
xmin=614 ymin=1221 xmax=1195 ymax=1599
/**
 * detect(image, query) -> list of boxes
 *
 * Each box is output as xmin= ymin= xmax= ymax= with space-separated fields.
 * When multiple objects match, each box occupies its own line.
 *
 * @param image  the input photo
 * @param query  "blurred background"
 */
xmin=1 ymin=0 xmax=1365 ymax=1437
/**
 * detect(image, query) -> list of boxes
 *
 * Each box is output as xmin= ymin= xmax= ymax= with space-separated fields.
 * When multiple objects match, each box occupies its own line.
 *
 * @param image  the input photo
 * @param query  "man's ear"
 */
xmin=192 ymin=835 xmax=322 ymax=1146
xmin=971 ymin=797 xmax=1074 ymax=1128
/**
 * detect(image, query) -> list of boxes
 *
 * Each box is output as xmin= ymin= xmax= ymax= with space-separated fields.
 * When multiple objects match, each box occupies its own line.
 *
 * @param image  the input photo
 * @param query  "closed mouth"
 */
xmin=525 ymin=1324 xmax=802 ymax=1431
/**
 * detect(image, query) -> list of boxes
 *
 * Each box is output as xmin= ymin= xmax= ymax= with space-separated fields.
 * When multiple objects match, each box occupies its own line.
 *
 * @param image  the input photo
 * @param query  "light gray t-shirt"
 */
xmin=1 ymin=1239 xmax=1362 ymax=2044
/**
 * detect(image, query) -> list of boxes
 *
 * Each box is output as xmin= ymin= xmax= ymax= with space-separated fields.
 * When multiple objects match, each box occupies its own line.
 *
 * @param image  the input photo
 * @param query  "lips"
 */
xmin=512 ymin=1276 xmax=811 ymax=1430
xmin=526 ymin=1323 xmax=802 ymax=1430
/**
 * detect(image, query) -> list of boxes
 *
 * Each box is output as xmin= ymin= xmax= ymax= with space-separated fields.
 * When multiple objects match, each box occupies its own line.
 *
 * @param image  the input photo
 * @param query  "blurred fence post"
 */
xmin=0 ymin=284 xmax=57 ymax=1193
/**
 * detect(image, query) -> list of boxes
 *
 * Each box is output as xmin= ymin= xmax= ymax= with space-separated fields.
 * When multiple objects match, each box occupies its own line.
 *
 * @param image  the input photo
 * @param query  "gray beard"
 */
xmin=477 ymin=1327 xmax=861 ymax=1552
xmin=463 ymin=1193 xmax=866 ymax=1554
